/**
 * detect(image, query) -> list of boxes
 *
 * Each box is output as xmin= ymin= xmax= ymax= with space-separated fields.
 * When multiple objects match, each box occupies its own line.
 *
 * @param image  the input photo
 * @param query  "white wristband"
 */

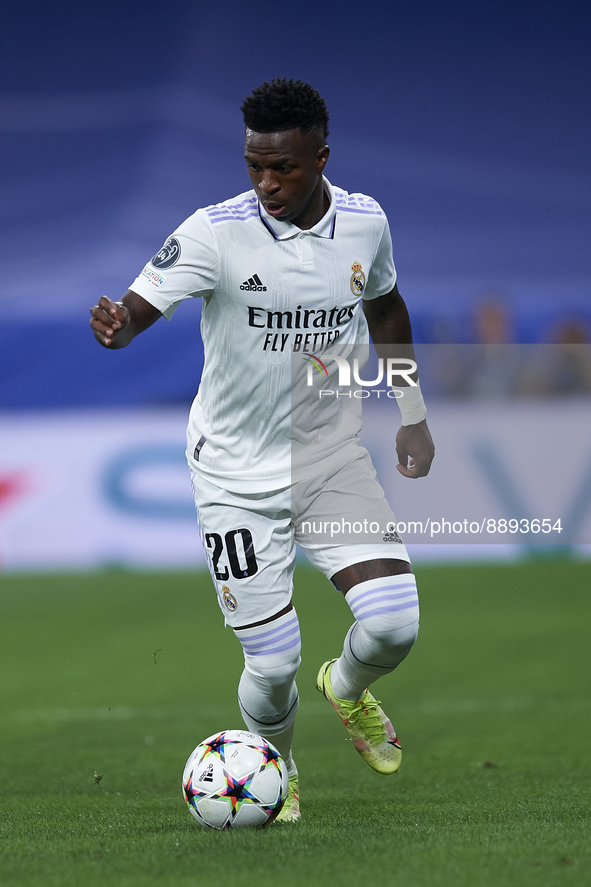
xmin=395 ymin=381 xmax=427 ymax=426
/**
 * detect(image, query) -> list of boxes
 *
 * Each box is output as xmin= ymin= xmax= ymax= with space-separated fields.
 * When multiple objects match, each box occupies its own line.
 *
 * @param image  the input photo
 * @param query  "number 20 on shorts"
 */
xmin=205 ymin=529 xmax=259 ymax=580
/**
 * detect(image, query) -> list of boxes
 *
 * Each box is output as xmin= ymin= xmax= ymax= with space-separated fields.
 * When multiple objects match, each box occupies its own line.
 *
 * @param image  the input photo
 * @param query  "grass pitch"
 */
xmin=1 ymin=560 xmax=590 ymax=886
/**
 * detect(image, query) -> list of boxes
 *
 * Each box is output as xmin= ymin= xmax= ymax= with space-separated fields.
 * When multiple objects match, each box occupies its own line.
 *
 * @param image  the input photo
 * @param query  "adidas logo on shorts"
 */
xmin=240 ymin=273 xmax=267 ymax=291
xmin=383 ymin=529 xmax=403 ymax=543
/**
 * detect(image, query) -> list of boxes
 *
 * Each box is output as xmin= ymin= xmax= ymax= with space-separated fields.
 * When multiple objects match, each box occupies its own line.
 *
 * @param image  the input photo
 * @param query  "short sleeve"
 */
xmin=362 ymin=218 xmax=397 ymax=301
xmin=128 ymin=209 xmax=219 ymax=319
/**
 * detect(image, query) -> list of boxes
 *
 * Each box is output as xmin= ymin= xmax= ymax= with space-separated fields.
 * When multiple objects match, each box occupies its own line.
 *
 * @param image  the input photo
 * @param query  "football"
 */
xmin=182 ymin=729 xmax=289 ymax=830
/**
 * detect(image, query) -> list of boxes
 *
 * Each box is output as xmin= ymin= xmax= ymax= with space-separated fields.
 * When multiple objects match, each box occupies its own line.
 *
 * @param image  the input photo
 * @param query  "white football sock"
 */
xmin=330 ymin=574 xmax=419 ymax=702
xmin=234 ymin=609 xmax=301 ymax=774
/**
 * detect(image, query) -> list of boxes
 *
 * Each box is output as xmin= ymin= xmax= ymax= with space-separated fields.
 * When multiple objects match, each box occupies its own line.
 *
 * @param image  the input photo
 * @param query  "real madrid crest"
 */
xmin=350 ymin=261 xmax=366 ymax=296
xmin=221 ymin=585 xmax=237 ymax=612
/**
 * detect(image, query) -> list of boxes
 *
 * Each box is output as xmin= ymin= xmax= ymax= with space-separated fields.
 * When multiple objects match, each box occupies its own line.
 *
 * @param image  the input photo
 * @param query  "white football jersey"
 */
xmin=129 ymin=177 xmax=396 ymax=492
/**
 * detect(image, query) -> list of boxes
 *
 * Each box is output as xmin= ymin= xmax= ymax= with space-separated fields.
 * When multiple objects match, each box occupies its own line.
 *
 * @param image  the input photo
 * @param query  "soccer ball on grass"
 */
xmin=182 ymin=730 xmax=288 ymax=830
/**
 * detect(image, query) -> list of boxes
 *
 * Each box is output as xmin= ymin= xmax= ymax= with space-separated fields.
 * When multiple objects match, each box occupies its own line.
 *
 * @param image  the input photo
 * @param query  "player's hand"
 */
xmin=90 ymin=296 xmax=130 ymax=347
xmin=396 ymin=419 xmax=435 ymax=478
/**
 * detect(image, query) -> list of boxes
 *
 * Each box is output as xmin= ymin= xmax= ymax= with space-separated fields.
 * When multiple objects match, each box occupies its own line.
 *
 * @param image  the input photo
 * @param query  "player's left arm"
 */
xmin=363 ymin=283 xmax=435 ymax=478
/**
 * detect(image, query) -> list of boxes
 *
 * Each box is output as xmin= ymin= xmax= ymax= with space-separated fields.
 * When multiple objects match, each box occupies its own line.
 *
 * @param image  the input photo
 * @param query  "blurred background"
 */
xmin=1 ymin=0 xmax=590 ymax=570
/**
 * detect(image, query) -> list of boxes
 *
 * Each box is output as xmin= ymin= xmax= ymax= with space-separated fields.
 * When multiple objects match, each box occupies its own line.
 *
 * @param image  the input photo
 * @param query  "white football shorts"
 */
xmin=191 ymin=448 xmax=410 ymax=627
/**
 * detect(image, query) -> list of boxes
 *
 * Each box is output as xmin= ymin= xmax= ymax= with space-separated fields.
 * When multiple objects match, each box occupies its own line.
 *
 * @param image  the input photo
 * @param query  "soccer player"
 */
xmin=90 ymin=79 xmax=434 ymax=822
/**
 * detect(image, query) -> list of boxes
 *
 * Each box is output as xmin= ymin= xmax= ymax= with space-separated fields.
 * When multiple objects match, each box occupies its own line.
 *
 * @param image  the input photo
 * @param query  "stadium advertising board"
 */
xmin=1 ymin=397 xmax=590 ymax=570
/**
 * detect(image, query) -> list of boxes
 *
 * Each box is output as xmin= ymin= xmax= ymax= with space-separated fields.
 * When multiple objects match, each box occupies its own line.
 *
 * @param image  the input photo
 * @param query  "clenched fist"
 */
xmin=90 ymin=296 xmax=131 ymax=348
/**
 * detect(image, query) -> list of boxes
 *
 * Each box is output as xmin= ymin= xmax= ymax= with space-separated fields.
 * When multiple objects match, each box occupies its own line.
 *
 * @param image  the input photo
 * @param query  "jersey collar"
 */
xmin=258 ymin=176 xmax=336 ymax=241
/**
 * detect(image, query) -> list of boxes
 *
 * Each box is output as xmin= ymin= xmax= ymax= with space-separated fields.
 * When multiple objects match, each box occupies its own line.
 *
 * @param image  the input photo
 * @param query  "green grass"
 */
xmin=1 ymin=561 xmax=590 ymax=886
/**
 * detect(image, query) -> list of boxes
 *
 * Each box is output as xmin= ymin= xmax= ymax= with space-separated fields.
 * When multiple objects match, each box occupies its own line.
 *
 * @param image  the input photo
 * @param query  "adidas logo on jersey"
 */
xmin=240 ymin=273 xmax=267 ymax=291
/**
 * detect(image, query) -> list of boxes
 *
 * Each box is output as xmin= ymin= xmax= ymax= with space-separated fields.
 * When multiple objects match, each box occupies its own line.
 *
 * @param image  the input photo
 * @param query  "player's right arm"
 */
xmin=89 ymin=290 xmax=162 ymax=349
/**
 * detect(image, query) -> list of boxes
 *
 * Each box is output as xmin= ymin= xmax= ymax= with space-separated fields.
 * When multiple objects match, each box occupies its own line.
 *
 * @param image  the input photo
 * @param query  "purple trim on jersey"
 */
xmin=334 ymin=192 xmax=384 ymax=216
xmin=207 ymin=207 xmax=256 ymax=218
xmin=258 ymin=205 xmax=280 ymax=240
xmin=207 ymin=195 xmax=258 ymax=211
xmin=207 ymin=205 xmax=257 ymax=217
xmin=225 ymin=196 xmax=258 ymax=211
xmin=207 ymin=211 xmax=259 ymax=224
xmin=336 ymin=204 xmax=385 ymax=216
xmin=207 ymin=207 xmax=259 ymax=219
xmin=335 ymin=193 xmax=382 ymax=209
xmin=205 ymin=196 xmax=259 ymax=224
xmin=207 ymin=196 xmax=256 ymax=211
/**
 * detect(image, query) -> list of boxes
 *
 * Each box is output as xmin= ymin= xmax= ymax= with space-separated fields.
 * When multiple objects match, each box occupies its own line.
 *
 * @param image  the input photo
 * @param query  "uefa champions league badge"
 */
xmin=350 ymin=261 xmax=366 ymax=296
xmin=151 ymin=236 xmax=181 ymax=269
xmin=222 ymin=586 xmax=238 ymax=612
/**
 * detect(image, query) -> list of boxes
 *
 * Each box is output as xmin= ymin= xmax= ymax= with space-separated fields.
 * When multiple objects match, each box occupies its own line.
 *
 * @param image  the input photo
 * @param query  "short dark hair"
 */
xmin=241 ymin=78 xmax=329 ymax=140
